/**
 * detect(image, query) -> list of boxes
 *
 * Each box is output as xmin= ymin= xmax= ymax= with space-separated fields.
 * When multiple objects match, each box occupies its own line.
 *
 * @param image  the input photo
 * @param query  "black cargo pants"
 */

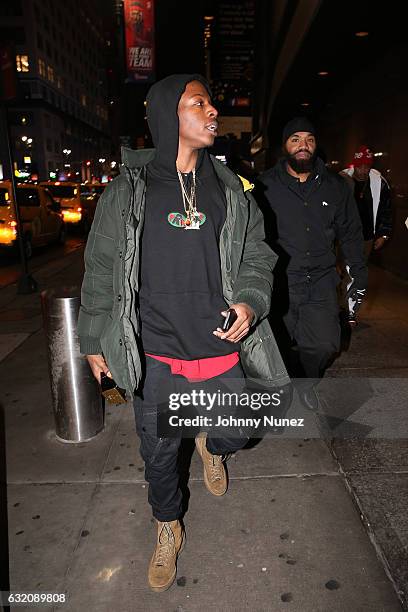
xmin=133 ymin=356 xmax=248 ymax=522
xmin=284 ymin=271 xmax=341 ymax=386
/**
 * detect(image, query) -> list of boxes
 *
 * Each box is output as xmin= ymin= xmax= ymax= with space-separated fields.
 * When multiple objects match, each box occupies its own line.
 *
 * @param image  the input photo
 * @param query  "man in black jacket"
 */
xmin=258 ymin=117 xmax=368 ymax=410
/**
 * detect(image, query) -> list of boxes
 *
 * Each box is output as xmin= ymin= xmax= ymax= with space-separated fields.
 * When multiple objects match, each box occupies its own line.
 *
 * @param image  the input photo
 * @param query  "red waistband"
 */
xmin=145 ymin=352 xmax=240 ymax=382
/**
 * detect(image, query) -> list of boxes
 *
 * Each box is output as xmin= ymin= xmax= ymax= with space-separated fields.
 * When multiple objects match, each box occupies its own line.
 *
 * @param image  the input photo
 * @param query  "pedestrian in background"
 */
xmin=340 ymin=145 xmax=392 ymax=261
xmin=257 ymin=117 xmax=368 ymax=410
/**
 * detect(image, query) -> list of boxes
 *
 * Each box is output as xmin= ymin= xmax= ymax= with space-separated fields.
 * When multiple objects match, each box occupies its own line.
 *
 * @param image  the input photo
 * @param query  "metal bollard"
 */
xmin=41 ymin=287 xmax=103 ymax=443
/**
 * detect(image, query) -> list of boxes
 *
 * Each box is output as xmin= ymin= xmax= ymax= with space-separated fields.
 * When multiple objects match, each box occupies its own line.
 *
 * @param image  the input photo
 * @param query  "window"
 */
xmin=16 ymin=55 xmax=29 ymax=72
xmin=56 ymin=75 xmax=62 ymax=90
xmin=46 ymin=185 xmax=77 ymax=198
xmin=38 ymin=58 xmax=46 ymax=77
xmin=43 ymin=192 xmax=55 ymax=208
xmin=16 ymin=187 xmax=40 ymax=207
xmin=46 ymin=40 xmax=52 ymax=58
xmin=37 ymin=32 xmax=43 ymax=50
xmin=46 ymin=138 xmax=52 ymax=152
xmin=20 ymin=82 xmax=31 ymax=99
xmin=47 ymin=65 xmax=54 ymax=83
xmin=0 ymin=188 xmax=10 ymax=206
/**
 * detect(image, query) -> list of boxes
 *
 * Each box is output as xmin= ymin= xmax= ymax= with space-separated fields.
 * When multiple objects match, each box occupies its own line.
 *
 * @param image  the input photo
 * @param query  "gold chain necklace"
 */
xmin=177 ymin=169 xmax=197 ymax=219
xmin=176 ymin=169 xmax=204 ymax=229
xmin=167 ymin=168 xmax=206 ymax=230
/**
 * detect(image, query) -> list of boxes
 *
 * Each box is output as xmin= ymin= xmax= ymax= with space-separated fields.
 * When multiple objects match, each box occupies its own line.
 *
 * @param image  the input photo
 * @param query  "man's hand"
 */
xmin=86 ymin=354 xmax=112 ymax=383
xmin=213 ymin=303 xmax=254 ymax=343
xmin=374 ymin=236 xmax=388 ymax=250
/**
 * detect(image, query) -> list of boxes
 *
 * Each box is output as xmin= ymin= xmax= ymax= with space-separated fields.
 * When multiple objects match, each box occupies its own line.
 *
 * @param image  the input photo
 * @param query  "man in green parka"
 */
xmin=78 ymin=74 xmax=289 ymax=592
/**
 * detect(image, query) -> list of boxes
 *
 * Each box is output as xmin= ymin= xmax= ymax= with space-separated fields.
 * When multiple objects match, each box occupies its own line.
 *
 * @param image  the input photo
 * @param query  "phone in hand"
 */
xmin=221 ymin=308 xmax=238 ymax=332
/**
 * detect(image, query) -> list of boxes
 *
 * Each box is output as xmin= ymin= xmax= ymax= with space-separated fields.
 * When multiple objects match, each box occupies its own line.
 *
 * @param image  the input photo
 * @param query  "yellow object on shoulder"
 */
xmin=238 ymin=175 xmax=254 ymax=192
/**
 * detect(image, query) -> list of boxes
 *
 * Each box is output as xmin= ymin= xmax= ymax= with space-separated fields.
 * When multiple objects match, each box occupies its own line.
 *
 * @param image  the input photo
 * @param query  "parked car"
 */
xmin=0 ymin=181 xmax=65 ymax=258
xmin=39 ymin=181 xmax=98 ymax=232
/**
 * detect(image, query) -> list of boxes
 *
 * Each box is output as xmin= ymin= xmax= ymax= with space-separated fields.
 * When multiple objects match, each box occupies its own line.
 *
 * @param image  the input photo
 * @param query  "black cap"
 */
xmin=282 ymin=117 xmax=316 ymax=143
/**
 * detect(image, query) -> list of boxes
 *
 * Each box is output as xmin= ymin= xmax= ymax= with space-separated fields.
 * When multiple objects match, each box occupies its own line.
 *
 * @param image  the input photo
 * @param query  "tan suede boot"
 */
xmin=195 ymin=432 xmax=228 ymax=496
xmin=148 ymin=519 xmax=185 ymax=592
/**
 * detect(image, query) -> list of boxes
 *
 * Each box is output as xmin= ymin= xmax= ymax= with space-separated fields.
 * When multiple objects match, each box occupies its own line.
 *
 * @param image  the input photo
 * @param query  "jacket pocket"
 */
xmin=240 ymin=321 xmax=290 ymax=387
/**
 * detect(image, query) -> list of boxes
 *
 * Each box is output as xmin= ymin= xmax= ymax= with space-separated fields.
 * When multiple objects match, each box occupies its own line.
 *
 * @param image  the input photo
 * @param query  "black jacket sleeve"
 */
xmin=375 ymin=178 xmax=392 ymax=237
xmin=335 ymin=179 xmax=368 ymax=289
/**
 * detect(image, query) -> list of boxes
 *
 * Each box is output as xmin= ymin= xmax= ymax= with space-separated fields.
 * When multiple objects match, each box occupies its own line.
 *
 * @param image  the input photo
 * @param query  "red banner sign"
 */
xmin=124 ymin=0 xmax=155 ymax=83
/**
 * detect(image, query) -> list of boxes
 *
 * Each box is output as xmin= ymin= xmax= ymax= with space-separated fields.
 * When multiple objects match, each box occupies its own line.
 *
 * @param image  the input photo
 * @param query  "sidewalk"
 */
xmin=0 ymin=250 xmax=406 ymax=611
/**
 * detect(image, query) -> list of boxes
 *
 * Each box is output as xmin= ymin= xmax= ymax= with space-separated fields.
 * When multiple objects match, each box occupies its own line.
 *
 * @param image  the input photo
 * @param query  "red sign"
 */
xmin=124 ymin=0 xmax=155 ymax=83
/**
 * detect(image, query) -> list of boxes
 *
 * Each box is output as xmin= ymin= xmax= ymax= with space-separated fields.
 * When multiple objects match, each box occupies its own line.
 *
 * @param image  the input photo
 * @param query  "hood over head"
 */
xmin=146 ymin=73 xmax=211 ymax=178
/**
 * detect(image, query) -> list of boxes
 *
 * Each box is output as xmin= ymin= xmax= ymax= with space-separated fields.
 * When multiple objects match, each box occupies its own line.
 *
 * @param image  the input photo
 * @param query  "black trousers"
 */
xmin=133 ymin=356 xmax=248 ymax=522
xmin=283 ymin=272 xmax=341 ymax=385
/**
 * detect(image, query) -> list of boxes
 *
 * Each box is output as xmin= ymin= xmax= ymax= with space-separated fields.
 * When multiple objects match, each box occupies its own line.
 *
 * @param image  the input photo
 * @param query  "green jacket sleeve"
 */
xmin=77 ymin=179 xmax=121 ymax=355
xmin=232 ymin=192 xmax=277 ymax=324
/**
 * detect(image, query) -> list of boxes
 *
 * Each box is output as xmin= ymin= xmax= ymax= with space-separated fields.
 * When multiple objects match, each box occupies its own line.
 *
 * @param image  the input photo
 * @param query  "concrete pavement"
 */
xmin=0 ymin=248 xmax=407 ymax=611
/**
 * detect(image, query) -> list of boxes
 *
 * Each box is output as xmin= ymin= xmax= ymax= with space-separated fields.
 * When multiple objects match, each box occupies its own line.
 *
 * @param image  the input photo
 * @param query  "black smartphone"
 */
xmin=221 ymin=308 xmax=238 ymax=332
xmin=100 ymin=372 xmax=127 ymax=404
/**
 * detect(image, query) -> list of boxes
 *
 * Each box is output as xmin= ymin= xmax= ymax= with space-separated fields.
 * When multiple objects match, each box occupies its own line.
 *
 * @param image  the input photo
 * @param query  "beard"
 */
xmin=285 ymin=150 xmax=317 ymax=174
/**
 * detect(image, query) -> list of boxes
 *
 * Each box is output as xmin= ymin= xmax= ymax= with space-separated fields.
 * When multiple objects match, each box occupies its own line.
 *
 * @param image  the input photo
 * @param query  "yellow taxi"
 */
xmin=39 ymin=181 xmax=82 ymax=226
xmin=0 ymin=181 xmax=65 ymax=258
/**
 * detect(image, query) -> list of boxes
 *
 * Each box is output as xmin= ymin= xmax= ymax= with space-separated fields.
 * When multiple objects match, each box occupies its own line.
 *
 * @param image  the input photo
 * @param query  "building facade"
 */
xmin=0 ymin=0 xmax=114 ymax=181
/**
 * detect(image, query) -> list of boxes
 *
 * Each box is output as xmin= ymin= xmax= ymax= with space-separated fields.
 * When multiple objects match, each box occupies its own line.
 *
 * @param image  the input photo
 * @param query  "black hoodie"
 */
xmin=139 ymin=74 xmax=235 ymax=360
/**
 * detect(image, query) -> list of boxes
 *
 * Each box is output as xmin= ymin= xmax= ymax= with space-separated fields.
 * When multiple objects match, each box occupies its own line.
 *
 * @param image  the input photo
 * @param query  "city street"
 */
xmin=0 ymin=236 xmax=85 ymax=290
xmin=1 ymin=1 xmax=407 ymax=609
xmin=0 ymin=246 xmax=407 ymax=611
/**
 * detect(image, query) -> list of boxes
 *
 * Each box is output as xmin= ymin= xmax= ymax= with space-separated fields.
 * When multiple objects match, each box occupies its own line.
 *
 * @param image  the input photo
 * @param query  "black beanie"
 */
xmin=282 ymin=117 xmax=316 ymax=143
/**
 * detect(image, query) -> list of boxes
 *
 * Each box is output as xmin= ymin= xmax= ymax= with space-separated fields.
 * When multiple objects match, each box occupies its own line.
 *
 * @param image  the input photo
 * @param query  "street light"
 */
xmin=98 ymin=158 xmax=106 ymax=163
